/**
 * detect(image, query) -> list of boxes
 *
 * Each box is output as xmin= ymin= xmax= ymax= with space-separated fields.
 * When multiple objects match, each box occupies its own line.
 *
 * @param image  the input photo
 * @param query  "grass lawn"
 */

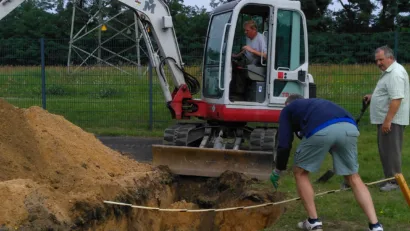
xmin=0 ymin=64 xmax=409 ymax=135
xmin=259 ymin=128 xmax=410 ymax=231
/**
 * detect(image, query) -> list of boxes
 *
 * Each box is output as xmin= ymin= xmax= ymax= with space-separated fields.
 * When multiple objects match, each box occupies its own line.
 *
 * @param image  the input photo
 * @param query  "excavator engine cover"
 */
xmin=152 ymin=144 xmax=274 ymax=180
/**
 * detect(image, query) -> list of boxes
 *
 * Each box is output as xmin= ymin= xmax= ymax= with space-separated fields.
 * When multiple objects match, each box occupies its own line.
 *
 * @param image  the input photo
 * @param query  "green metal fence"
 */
xmin=0 ymin=32 xmax=409 ymax=134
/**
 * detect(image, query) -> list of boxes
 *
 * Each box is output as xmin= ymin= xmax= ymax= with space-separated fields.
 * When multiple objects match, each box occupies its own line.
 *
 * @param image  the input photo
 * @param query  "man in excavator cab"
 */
xmin=230 ymin=19 xmax=267 ymax=101
xmin=232 ymin=20 xmax=267 ymax=64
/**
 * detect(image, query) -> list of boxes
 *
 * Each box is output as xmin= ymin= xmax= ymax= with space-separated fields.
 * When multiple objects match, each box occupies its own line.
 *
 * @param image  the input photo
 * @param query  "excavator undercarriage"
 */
xmin=152 ymin=122 xmax=278 ymax=180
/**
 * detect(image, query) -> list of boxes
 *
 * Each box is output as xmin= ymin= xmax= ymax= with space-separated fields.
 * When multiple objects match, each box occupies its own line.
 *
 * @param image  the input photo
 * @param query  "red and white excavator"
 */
xmin=1 ymin=0 xmax=316 ymax=180
xmin=115 ymin=0 xmax=316 ymax=180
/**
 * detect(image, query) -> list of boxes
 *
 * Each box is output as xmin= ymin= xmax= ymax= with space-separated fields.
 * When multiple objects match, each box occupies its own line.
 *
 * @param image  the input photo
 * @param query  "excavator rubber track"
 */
xmin=152 ymin=123 xmax=277 ymax=180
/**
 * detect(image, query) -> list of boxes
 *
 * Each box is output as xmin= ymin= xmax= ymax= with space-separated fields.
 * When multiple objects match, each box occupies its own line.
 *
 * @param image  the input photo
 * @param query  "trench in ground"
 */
xmin=72 ymin=170 xmax=287 ymax=231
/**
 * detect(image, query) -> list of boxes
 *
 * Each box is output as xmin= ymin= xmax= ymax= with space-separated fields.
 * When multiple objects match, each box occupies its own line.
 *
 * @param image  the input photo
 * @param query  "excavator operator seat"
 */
xmin=246 ymin=64 xmax=266 ymax=82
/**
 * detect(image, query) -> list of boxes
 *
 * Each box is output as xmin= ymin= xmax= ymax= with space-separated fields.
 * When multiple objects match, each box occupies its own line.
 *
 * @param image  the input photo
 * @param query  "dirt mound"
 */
xmin=0 ymin=99 xmax=155 ymax=229
xmin=0 ymin=98 xmax=286 ymax=231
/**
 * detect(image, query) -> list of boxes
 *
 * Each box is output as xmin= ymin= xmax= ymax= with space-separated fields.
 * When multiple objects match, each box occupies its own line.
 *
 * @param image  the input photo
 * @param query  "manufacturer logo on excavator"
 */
xmin=143 ymin=0 xmax=156 ymax=13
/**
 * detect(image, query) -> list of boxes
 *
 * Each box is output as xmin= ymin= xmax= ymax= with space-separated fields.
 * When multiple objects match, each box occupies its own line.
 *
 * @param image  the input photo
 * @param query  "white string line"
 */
xmin=103 ymin=177 xmax=395 ymax=213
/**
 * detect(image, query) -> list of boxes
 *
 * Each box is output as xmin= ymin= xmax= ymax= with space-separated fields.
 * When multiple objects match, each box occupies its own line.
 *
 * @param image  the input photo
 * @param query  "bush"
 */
xmin=98 ymin=87 xmax=118 ymax=98
xmin=46 ymin=85 xmax=67 ymax=96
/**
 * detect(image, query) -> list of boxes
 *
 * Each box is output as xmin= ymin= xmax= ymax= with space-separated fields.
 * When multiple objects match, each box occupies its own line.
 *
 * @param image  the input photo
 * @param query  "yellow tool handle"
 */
xmin=395 ymin=173 xmax=410 ymax=207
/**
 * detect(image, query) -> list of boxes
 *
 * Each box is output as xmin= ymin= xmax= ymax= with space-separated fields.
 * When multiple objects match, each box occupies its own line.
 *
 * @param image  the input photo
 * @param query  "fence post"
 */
xmin=148 ymin=61 xmax=153 ymax=131
xmin=41 ymin=38 xmax=46 ymax=110
xmin=394 ymin=30 xmax=399 ymax=61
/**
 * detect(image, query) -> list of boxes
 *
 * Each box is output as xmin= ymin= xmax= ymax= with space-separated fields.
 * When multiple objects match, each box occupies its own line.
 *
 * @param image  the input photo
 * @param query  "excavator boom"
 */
xmin=0 ymin=0 xmax=25 ymax=21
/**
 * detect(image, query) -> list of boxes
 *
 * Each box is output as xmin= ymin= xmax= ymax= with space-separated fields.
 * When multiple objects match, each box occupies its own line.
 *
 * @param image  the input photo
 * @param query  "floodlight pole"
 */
xmin=98 ymin=0 xmax=103 ymax=66
xmin=134 ymin=13 xmax=140 ymax=68
xmin=67 ymin=0 xmax=76 ymax=73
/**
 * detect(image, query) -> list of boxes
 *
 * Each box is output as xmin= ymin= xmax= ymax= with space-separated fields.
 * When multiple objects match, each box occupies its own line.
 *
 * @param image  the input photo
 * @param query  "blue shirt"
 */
xmin=276 ymin=98 xmax=357 ymax=170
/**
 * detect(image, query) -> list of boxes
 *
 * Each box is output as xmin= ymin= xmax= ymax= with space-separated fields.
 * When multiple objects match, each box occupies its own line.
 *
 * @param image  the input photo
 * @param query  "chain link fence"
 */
xmin=0 ymin=32 xmax=409 ymax=134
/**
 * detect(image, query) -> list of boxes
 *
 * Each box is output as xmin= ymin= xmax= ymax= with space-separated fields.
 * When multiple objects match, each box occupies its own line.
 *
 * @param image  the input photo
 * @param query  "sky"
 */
xmin=182 ymin=0 xmax=364 ymax=13
xmin=183 ymin=0 xmax=212 ymax=10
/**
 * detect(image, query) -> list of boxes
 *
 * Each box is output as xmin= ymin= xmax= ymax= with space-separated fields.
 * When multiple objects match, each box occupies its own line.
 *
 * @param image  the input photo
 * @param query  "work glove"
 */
xmin=270 ymin=169 xmax=281 ymax=190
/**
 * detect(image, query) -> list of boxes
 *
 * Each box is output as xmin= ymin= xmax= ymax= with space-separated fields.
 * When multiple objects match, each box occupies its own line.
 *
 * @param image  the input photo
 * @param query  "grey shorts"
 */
xmin=294 ymin=122 xmax=359 ymax=175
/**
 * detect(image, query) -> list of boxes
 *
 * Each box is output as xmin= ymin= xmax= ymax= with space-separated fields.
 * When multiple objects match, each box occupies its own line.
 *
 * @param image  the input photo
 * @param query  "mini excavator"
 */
xmin=115 ymin=0 xmax=317 ymax=180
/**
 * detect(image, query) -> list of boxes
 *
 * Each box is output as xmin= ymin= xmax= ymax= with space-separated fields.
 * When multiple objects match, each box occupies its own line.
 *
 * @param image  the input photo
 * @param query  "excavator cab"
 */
xmin=229 ymin=6 xmax=270 ymax=103
xmin=202 ymin=0 xmax=311 ymax=107
xmin=227 ymin=14 xmax=267 ymax=102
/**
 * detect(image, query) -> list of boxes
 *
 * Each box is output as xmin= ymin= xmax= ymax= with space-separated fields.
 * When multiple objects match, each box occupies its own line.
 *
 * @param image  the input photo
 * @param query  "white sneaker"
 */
xmin=380 ymin=182 xmax=399 ymax=192
xmin=297 ymin=219 xmax=323 ymax=230
xmin=368 ymin=224 xmax=383 ymax=231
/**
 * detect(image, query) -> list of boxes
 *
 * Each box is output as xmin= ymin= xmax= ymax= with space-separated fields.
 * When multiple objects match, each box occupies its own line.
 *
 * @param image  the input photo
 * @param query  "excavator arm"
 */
xmin=0 ymin=0 xmax=25 ymax=21
xmin=0 ymin=0 xmax=199 ymax=119
xmin=117 ymin=0 xmax=201 ymax=119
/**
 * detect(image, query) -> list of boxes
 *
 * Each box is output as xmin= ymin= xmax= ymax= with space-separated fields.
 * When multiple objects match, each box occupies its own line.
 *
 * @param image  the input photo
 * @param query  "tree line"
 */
xmin=0 ymin=0 xmax=409 ymax=66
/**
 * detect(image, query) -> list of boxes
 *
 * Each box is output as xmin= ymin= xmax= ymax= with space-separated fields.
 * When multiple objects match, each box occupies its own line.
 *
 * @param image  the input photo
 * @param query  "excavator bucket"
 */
xmin=152 ymin=144 xmax=274 ymax=180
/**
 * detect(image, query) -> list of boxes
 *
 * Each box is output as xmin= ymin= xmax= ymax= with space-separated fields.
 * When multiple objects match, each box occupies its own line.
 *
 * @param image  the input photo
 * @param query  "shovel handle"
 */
xmin=361 ymin=98 xmax=370 ymax=112
xmin=355 ymin=98 xmax=370 ymax=124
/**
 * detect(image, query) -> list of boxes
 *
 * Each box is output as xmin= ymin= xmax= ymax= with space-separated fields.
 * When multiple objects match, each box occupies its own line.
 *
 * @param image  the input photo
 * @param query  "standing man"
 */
xmin=363 ymin=45 xmax=409 ymax=192
xmin=270 ymin=95 xmax=383 ymax=231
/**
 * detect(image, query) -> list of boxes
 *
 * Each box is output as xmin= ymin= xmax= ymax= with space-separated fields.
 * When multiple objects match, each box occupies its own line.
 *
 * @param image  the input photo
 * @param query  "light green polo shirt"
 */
xmin=369 ymin=61 xmax=410 ymax=125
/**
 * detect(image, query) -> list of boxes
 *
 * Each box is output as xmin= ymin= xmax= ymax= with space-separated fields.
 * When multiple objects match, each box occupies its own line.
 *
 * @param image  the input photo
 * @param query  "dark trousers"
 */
xmin=377 ymin=123 xmax=404 ymax=182
xmin=230 ymin=69 xmax=248 ymax=95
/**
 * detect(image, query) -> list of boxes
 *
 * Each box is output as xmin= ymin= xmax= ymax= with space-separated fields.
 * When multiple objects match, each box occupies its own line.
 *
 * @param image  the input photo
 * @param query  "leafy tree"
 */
xmin=165 ymin=0 xmax=210 ymax=64
xmin=332 ymin=0 xmax=376 ymax=32
xmin=375 ymin=0 xmax=410 ymax=31
xmin=210 ymin=0 xmax=227 ymax=9
xmin=301 ymin=0 xmax=334 ymax=32
xmin=0 ymin=0 xmax=409 ymax=65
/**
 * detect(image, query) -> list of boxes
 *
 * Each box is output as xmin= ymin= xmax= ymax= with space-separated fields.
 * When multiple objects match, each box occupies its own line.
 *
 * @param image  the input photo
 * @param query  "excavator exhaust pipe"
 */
xmin=152 ymin=144 xmax=274 ymax=180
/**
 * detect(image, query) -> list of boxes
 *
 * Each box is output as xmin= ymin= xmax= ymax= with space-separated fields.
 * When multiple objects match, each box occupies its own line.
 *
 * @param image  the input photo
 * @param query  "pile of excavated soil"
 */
xmin=0 ymin=98 xmax=286 ymax=231
xmin=0 ymin=98 xmax=157 ymax=229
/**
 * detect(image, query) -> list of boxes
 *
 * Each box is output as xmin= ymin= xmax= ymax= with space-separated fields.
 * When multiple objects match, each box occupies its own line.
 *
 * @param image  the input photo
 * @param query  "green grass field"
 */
xmin=0 ymin=64 xmax=409 ymax=229
xmin=1 ymin=63 xmax=409 ymax=135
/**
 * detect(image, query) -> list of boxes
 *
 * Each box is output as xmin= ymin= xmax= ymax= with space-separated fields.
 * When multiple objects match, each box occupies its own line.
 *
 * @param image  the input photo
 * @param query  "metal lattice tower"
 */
xmin=67 ymin=0 xmax=145 ymax=74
